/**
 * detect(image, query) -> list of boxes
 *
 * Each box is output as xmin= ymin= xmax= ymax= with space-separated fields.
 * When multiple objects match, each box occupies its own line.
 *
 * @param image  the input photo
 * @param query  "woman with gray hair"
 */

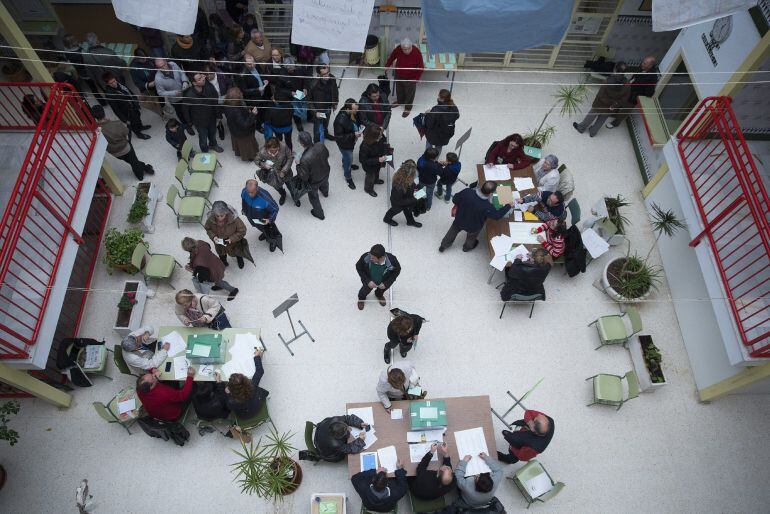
xmin=534 ymin=154 xmax=560 ymax=193
xmin=203 ymin=201 xmax=253 ymax=269
xmin=121 ymin=326 xmax=169 ymax=373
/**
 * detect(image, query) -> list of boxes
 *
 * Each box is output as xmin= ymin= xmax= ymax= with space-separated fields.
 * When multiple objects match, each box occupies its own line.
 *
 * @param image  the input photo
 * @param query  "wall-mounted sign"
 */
xmin=701 ymin=16 xmax=733 ymax=67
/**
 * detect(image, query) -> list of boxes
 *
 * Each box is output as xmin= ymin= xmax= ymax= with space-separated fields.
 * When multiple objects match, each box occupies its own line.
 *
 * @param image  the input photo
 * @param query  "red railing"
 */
xmin=677 ymin=96 xmax=770 ymax=358
xmin=0 ymin=83 xmax=98 ymax=359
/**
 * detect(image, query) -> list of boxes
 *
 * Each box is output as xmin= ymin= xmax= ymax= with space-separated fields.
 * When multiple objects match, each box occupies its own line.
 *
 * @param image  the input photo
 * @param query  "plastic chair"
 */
xmin=112 ymin=345 xmax=139 ymax=377
xmin=409 ymin=488 xmax=446 ymax=513
xmin=76 ymin=345 xmax=113 ymax=382
xmin=166 ymin=184 xmax=209 ymax=228
xmin=587 ymin=306 xmax=642 ymax=349
xmin=508 ymin=459 xmax=565 ymax=508
xmin=174 ymin=160 xmax=215 ymax=197
xmin=130 ymin=242 xmax=179 ymax=288
xmin=496 ymin=286 xmax=544 ymax=319
xmin=586 ymin=371 xmax=639 ymax=410
xmin=93 ymin=388 xmax=142 ymax=435
xmin=235 ymin=399 xmax=276 ymax=432
xmin=304 ymin=421 xmax=321 ymax=461
xmin=181 ymin=138 xmax=220 ymax=174
xmin=566 ymin=197 xmax=581 ymax=226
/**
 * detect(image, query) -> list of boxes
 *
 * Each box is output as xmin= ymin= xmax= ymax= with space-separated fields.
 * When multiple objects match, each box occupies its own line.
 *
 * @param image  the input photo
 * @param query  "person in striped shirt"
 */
xmin=533 ymin=218 xmax=567 ymax=258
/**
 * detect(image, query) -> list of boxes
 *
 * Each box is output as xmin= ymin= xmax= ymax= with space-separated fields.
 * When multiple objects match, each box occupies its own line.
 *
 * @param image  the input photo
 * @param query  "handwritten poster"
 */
xmin=291 ymin=0 xmax=376 ymax=52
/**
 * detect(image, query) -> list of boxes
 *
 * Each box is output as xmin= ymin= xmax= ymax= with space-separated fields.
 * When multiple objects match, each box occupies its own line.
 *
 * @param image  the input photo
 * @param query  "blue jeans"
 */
xmin=435 ymin=182 xmax=453 ymax=201
xmin=424 ymin=183 xmax=435 ymax=210
xmin=341 ymin=148 xmax=353 ymax=180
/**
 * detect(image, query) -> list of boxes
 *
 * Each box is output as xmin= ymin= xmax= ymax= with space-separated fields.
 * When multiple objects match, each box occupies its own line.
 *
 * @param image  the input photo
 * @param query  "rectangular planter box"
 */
xmin=113 ymin=280 xmax=148 ymax=337
xmin=628 ymin=335 xmax=667 ymax=392
xmin=134 ymin=181 xmax=159 ymax=233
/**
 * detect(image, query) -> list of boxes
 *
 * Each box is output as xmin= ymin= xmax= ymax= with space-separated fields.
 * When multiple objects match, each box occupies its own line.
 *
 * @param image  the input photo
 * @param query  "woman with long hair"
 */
xmin=424 ymin=88 xmax=459 ymax=156
xmin=358 ymin=125 xmax=388 ymax=197
xmin=217 ymin=348 xmax=268 ymax=420
xmin=485 ymin=133 xmax=530 ymax=170
xmin=223 ymin=87 xmax=259 ymax=161
xmin=383 ymin=160 xmax=422 ymax=228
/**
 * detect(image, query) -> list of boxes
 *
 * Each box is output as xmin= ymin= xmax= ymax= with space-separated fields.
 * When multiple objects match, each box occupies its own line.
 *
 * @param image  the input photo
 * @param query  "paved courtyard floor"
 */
xmin=1 ymin=69 xmax=769 ymax=513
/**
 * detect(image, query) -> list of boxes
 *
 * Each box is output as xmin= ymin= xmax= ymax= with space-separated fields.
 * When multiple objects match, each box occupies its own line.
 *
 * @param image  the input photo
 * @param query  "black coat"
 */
xmin=425 ymin=102 xmax=459 ymax=146
xmin=352 ymin=468 xmax=408 ymax=512
xmin=359 ymin=140 xmax=387 ymax=174
xmin=297 ymin=142 xmax=331 ymax=185
xmin=356 ymin=252 xmax=401 ymax=288
xmin=103 ymin=82 xmax=140 ymax=123
xmin=183 ymin=82 xmax=221 ymax=128
xmin=266 ymin=88 xmax=295 ymax=128
xmin=308 ymin=76 xmax=339 ymax=114
xmin=503 ymin=414 xmax=555 ymax=455
xmin=235 ymin=66 xmax=267 ymax=104
xmin=226 ymin=356 xmax=268 ymax=419
xmin=224 ymin=105 xmax=257 ymax=137
xmin=313 ymin=414 xmax=366 ymax=462
xmin=358 ymin=94 xmax=391 ymax=130
xmin=390 ymin=183 xmax=417 ymax=209
xmin=333 ymin=110 xmax=358 ymax=150
xmin=452 ymin=187 xmax=511 ymax=233
xmin=387 ymin=313 xmax=423 ymax=348
xmin=500 ymin=259 xmax=551 ymax=300
xmin=410 ymin=452 xmax=455 ymax=500
xmin=627 ymin=65 xmax=660 ymax=104
xmin=192 ymin=382 xmax=231 ymax=421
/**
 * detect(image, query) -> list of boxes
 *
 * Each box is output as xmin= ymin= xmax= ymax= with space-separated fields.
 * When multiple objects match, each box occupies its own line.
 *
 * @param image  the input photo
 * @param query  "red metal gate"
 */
xmin=677 ymin=96 xmax=770 ymax=358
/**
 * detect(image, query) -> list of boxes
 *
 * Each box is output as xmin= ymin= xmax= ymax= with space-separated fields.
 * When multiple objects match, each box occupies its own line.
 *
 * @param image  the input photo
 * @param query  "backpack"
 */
xmin=137 ymin=417 xmax=191 ymax=446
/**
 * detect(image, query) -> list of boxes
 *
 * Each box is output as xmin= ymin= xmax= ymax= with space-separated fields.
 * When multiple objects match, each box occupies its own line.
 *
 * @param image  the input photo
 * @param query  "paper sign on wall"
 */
xmin=112 ymin=0 xmax=198 ymax=36
xmin=291 ymin=0 xmax=376 ymax=52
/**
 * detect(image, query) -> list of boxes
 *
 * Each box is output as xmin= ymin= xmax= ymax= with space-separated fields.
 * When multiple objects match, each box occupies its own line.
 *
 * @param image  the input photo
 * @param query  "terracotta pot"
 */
xmin=272 ymin=458 xmax=302 ymax=495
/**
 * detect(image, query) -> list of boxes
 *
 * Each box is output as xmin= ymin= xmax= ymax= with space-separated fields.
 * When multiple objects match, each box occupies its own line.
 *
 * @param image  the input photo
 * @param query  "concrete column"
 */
xmin=0 ymin=2 xmax=53 ymax=82
xmin=0 ymin=363 xmax=72 ymax=408
xmin=100 ymin=161 xmax=124 ymax=196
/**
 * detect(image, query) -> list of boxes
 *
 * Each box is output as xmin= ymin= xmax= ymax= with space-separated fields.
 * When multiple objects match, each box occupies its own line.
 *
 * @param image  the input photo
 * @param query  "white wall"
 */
xmin=658 ymin=10 xmax=761 ymax=98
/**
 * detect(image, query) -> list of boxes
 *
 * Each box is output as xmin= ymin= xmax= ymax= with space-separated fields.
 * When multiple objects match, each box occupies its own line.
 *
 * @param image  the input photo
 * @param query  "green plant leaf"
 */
xmin=230 ymin=428 xmax=298 ymax=502
xmin=553 ymin=84 xmax=589 ymax=117
xmin=649 ymin=202 xmax=686 ymax=237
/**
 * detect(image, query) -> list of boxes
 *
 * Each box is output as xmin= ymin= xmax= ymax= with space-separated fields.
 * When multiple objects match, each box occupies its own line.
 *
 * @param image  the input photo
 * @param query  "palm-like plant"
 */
xmin=231 ymin=428 xmax=299 ymax=502
xmin=524 ymin=84 xmax=588 ymax=147
xmin=623 ymin=202 xmax=686 ymax=273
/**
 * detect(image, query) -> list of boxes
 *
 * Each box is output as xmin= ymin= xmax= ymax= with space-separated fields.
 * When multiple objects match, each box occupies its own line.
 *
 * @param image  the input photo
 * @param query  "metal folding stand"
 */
xmin=490 ymin=378 xmax=544 ymax=429
xmin=272 ymin=293 xmax=314 ymax=356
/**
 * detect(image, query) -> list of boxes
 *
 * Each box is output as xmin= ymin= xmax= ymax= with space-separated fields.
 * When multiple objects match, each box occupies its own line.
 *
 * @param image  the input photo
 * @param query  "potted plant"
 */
xmin=604 ymin=194 xmax=630 ymax=234
xmin=0 ymin=400 xmax=20 ymax=490
xmin=113 ymin=280 xmax=148 ymax=336
xmin=131 ymin=182 xmax=160 ymax=233
xmin=127 ymin=190 xmax=149 ymax=225
xmin=524 ymin=84 xmax=589 ymax=149
xmin=641 ymin=336 xmax=665 ymax=384
xmin=103 ymin=228 xmax=144 ymax=274
xmin=602 ymin=203 xmax=685 ymax=302
xmin=231 ymin=428 xmax=303 ymax=502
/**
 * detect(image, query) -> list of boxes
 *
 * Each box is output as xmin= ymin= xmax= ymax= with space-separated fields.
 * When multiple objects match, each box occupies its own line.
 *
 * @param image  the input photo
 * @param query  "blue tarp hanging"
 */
xmin=421 ymin=0 xmax=574 ymax=54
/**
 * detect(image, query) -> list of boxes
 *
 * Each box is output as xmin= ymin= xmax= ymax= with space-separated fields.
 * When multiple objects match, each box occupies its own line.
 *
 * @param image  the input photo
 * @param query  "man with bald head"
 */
xmin=384 ymin=37 xmax=424 ymax=117
xmin=497 ymin=409 xmax=555 ymax=463
xmin=606 ymin=55 xmax=659 ymax=129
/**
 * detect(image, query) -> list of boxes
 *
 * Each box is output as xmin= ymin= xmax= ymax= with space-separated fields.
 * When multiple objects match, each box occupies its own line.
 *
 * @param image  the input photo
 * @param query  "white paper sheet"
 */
xmin=377 ymin=445 xmax=398 ymax=472
xmin=409 ymin=443 xmax=438 ymax=463
xmin=490 ymin=234 xmax=514 ymax=257
xmin=509 ymin=222 xmax=542 ymax=245
xmin=525 ymin=472 xmax=554 ymax=498
xmin=454 ymin=427 xmax=491 ymax=477
xmin=83 ymin=346 xmax=101 ymax=368
xmin=173 ymin=356 xmax=189 ymax=380
xmin=351 ymin=427 xmax=378 ymax=449
xmin=514 ymin=210 xmax=523 ymax=222
xmin=347 ymin=407 xmax=374 ymax=426
xmin=198 ymin=364 xmax=214 ymax=378
xmin=161 ymin=331 xmax=186 ymax=357
xmin=390 ymin=409 xmax=403 ymax=420
xmin=220 ymin=333 xmax=261 ymax=379
xmin=508 ymin=244 xmax=530 ymax=261
xmin=117 ymin=397 xmax=136 ymax=414
xmin=581 ymin=227 xmax=610 ymax=259
xmin=407 ymin=429 xmax=445 ymax=443
xmin=291 ymin=0 xmax=377 ymax=52
xmin=484 ymin=164 xmax=511 ymax=181
xmin=191 ymin=344 xmax=210 ymax=357
xmin=513 ymin=177 xmax=535 ymax=191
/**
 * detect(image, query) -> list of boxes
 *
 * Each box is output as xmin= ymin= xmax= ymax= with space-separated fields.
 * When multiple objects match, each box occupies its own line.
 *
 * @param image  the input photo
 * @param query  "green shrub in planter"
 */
xmin=127 ymin=191 xmax=149 ymax=224
xmin=103 ymin=228 xmax=144 ymax=274
xmin=0 ymin=400 xmax=20 ymax=446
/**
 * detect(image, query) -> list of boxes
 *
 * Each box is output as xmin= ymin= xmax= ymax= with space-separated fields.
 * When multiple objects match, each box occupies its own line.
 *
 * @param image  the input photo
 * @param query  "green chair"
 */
xmin=496 ymin=288 xmax=544 ymax=319
xmin=587 ymin=306 xmax=642 ymax=349
xmin=166 ymin=184 xmax=209 ymax=228
xmin=566 ymin=197 xmax=581 ymax=226
xmin=235 ymin=399 xmax=276 ymax=432
xmin=182 ymin=138 xmax=220 ymax=174
xmin=174 ymin=160 xmax=216 ymax=197
xmin=76 ymin=345 xmax=113 ymax=383
xmin=304 ymin=421 xmax=321 ymax=461
xmin=508 ymin=459 xmax=565 ymax=508
xmin=409 ymin=489 xmax=446 ymax=513
xmin=586 ymin=371 xmax=639 ymax=410
xmin=131 ymin=242 xmax=180 ymax=288
xmin=112 ymin=345 xmax=139 ymax=377
xmin=93 ymin=388 xmax=142 ymax=435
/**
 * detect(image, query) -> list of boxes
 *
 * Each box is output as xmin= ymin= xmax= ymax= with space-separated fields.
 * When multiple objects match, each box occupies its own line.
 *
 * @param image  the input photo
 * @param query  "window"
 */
xmin=657 ymin=60 xmax=699 ymax=134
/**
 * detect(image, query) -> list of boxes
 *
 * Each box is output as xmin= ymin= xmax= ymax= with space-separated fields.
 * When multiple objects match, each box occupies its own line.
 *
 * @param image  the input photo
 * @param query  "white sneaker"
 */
xmin=605 ymin=122 xmax=617 ymax=129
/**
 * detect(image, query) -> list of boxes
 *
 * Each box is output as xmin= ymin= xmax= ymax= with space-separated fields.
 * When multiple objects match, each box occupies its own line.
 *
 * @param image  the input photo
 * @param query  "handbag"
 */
xmin=209 ymin=309 xmax=230 ymax=330
xmin=217 ymin=119 xmax=225 ymax=140
xmin=286 ymin=175 xmax=312 ymax=203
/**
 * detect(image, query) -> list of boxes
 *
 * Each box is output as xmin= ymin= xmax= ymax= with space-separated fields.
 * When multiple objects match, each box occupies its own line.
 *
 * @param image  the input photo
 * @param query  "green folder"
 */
xmin=186 ymin=333 xmax=223 ymax=363
xmin=410 ymin=400 xmax=447 ymax=430
xmin=523 ymin=145 xmax=542 ymax=159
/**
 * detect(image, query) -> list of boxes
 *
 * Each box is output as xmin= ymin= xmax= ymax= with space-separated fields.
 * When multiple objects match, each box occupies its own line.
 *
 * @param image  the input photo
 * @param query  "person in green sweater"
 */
xmin=355 ymin=244 xmax=401 ymax=310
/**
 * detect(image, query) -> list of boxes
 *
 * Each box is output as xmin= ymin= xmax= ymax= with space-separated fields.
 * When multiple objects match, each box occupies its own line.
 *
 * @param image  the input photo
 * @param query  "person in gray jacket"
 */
xmin=454 ymin=452 xmax=503 ymax=508
xmin=154 ymin=58 xmax=194 ymax=135
xmin=121 ymin=326 xmax=169 ymax=373
xmin=296 ymin=131 xmax=331 ymax=220
xmin=376 ymin=361 xmax=424 ymax=412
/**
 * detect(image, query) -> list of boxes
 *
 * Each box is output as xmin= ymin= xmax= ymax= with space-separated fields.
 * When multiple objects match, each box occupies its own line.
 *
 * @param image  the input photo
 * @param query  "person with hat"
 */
xmin=121 ymin=326 xmax=169 ymax=373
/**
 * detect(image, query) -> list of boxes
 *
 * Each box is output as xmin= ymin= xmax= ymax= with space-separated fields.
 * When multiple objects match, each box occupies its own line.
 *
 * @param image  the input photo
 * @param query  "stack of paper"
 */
xmin=484 ymin=164 xmax=511 ymax=181
xmin=509 ymin=222 xmax=542 ymax=245
xmin=409 ymin=442 xmax=438 ymax=463
xmin=83 ymin=346 xmax=101 ymax=368
xmin=161 ymin=331 xmax=186 ymax=357
xmin=489 ymin=235 xmax=531 ymax=270
xmin=221 ymin=333 xmax=261 ymax=379
xmin=376 ymin=445 xmax=398 ymax=472
xmin=513 ymin=177 xmax=535 ymax=191
xmin=525 ymin=472 xmax=554 ymax=498
xmin=454 ymin=427 xmax=491 ymax=477
xmin=117 ymin=397 xmax=136 ymax=414
xmin=348 ymin=407 xmax=377 ymax=449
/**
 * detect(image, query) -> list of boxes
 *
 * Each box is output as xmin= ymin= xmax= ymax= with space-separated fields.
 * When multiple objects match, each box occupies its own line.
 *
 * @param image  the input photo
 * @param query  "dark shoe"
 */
xmin=357 ymin=300 xmax=365 ymax=310
xmin=259 ymin=233 xmax=267 ymax=241
xmin=375 ymin=179 xmax=385 ymax=185
xmin=572 ymin=122 xmax=584 ymax=134
xmin=399 ymin=347 xmax=408 ymax=358
xmin=269 ymin=244 xmax=276 ymax=252
xmin=279 ymin=190 xmax=286 ymax=205
xmin=295 ymin=200 xmax=301 ymax=207
xmin=220 ymin=255 xmax=229 ymax=266
xmin=144 ymin=165 xmax=155 ymax=175
xmin=402 ymin=111 xmax=411 ymax=118
xmin=311 ymin=210 xmax=325 ymax=220
xmin=186 ymin=127 xmax=196 ymax=136
xmin=326 ymin=134 xmax=336 ymax=141
xmin=438 ymin=246 xmax=447 ymax=253
xmin=589 ymin=131 xmax=597 ymax=138
xmin=236 ymin=256 xmax=244 ymax=269
xmin=210 ymin=285 xmax=222 ymax=291
xmin=321 ymin=190 xmax=329 ymax=198
xmin=140 ymin=124 xmax=152 ymax=130
xmin=384 ymin=347 xmax=391 ymax=364
xmin=378 ymin=296 xmax=387 ymax=307
xmin=227 ymin=288 xmax=239 ymax=301
xmin=135 ymin=132 xmax=151 ymax=140
xmin=407 ymin=221 xmax=423 ymax=228
xmin=351 ymin=164 xmax=360 ymax=170
xmin=212 ymin=145 xmax=225 ymax=153
xmin=383 ymin=218 xmax=398 ymax=226
xmin=367 ymin=190 xmax=378 ymax=197
xmin=462 ymin=240 xmax=480 ymax=252
xmin=435 ymin=190 xmax=443 ymax=199
xmin=347 ymin=179 xmax=356 ymax=190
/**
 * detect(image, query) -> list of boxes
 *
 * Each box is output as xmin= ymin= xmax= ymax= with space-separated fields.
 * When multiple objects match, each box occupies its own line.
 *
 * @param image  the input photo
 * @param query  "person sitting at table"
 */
xmin=351 ymin=463 xmax=408 ymax=513
xmin=485 ymin=133 xmax=530 ymax=170
xmin=455 ymin=452 xmax=504 ymax=508
xmin=410 ymin=442 xmax=456 ymax=501
xmin=533 ymin=218 xmax=567 ymax=259
xmin=384 ymin=312 xmax=424 ymax=364
xmin=313 ymin=413 xmax=370 ymax=462
xmin=121 ymin=326 xmax=170 ymax=373
xmin=192 ymin=381 xmax=231 ymax=422
xmin=497 ymin=409 xmax=555 ymax=464
xmin=137 ymin=366 xmax=195 ymax=422
xmin=376 ymin=361 xmax=425 ymax=413
xmin=500 ymin=248 xmax=552 ymax=301
xmin=217 ymin=349 xmax=268 ymax=420
xmin=174 ymin=290 xmax=230 ymax=329
xmin=534 ymin=154 xmax=559 ymax=193
xmin=518 ymin=190 xmax=565 ymax=221
xmin=439 ymin=180 xmax=513 ymax=253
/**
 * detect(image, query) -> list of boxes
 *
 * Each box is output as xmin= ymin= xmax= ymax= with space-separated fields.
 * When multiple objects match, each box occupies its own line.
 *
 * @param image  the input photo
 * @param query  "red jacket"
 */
xmin=507 ymin=409 xmax=548 ymax=461
xmin=385 ymin=46 xmax=424 ymax=81
xmin=535 ymin=224 xmax=565 ymax=258
xmin=485 ymin=141 xmax=530 ymax=169
xmin=138 ymin=376 xmax=193 ymax=421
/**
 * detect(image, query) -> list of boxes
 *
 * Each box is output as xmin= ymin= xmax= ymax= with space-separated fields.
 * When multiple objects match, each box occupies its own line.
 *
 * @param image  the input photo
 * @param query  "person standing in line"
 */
xmin=416 ymin=147 xmax=443 ymax=212
xmin=256 ymin=137 xmax=294 ymax=205
xmin=358 ymin=125 xmax=388 ymax=198
xmin=92 ymin=104 xmax=154 ymax=180
xmin=154 ymin=58 xmax=194 ymax=135
xmin=357 ymin=83 xmax=391 ymax=130
xmin=376 ymin=361 xmax=424 ymax=412
xmin=236 ymin=55 xmax=270 ymax=130
xmin=169 ymin=33 xmax=210 ymax=73
xmin=204 ymin=201 xmax=250 ymax=269
xmin=439 ymin=181 xmax=513 ymax=253
xmin=244 ymin=29 xmax=272 ymax=64
xmin=606 ymin=55 xmax=659 ymax=129
xmin=264 ymin=84 xmax=295 ymax=151
xmin=222 ymin=87 xmax=260 ymax=161
xmin=355 ymin=244 xmax=400 ymax=310
xmin=241 ymin=179 xmax=281 ymax=252
xmin=165 ymin=118 xmax=187 ymax=160
xmin=384 ymin=312 xmax=424 ymax=364
xmin=307 ymin=64 xmax=339 ymax=143
xmin=296 ymin=131 xmax=331 ymax=220
xmin=174 ymin=289 xmax=231 ymax=329
xmin=184 ymin=72 xmax=224 ymax=153
xmin=181 ymin=237 xmax=239 ymax=300
xmin=573 ymin=61 xmax=629 ymax=138
xmin=424 ymin=89 xmax=459 ymax=155
xmin=435 ymin=152 xmax=461 ymax=204
xmin=333 ymin=98 xmax=362 ymax=189
xmin=383 ymin=160 xmax=422 ymax=228
xmin=384 ymin=37 xmax=424 ymax=117
xmin=130 ymin=48 xmax=165 ymax=118
xmin=81 ymin=33 xmax=126 ymax=99
xmin=102 ymin=72 xmax=151 ymax=139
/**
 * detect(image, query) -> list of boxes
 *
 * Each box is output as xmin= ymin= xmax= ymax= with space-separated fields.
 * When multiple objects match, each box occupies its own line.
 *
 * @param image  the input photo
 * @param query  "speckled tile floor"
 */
xmin=1 ymin=69 xmax=769 ymax=513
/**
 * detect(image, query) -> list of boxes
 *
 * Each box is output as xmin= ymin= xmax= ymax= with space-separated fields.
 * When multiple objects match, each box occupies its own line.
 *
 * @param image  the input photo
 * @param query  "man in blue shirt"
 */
xmin=241 ymin=179 xmax=280 ymax=252
xmin=439 ymin=181 xmax=513 ymax=252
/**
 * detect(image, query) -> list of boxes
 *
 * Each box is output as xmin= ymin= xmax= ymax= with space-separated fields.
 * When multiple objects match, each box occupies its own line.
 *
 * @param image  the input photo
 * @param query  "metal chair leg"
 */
xmin=499 ymin=302 xmax=506 ymax=319
xmin=528 ymin=302 xmax=535 ymax=318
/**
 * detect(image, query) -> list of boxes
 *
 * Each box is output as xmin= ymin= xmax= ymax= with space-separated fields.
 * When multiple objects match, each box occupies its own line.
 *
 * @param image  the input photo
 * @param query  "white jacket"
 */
xmin=534 ymin=161 xmax=560 ymax=193
xmin=122 ymin=326 xmax=167 ymax=373
xmin=376 ymin=361 xmax=419 ymax=409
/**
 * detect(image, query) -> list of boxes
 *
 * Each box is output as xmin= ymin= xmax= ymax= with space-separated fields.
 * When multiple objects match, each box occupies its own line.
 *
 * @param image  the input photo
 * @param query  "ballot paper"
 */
xmin=293 ymin=90 xmax=305 ymax=100
xmin=198 ymin=364 xmax=214 ymax=377
xmin=509 ymin=222 xmax=542 ymax=245
xmin=173 ymin=356 xmax=189 ymax=380
xmin=347 ymin=407 xmax=375 ymax=426
xmin=407 ymin=386 xmax=422 ymax=396
xmin=161 ymin=331 xmax=186 ymax=357
xmin=221 ymin=333 xmax=261 ymax=379
xmin=251 ymin=219 xmax=267 ymax=225
xmin=414 ymin=188 xmax=427 ymax=199
xmin=117 ymin=397 xmax=136 ymax=414
xmin=377 ymin=445 xmax=398 ymax=472
xmin=508 ymin=244 xmax=530 ymax=261
xmin=484 ymin=164 xmax=511 ymax=181
xmin=360 ymin=452 xmax=378 ymax=472
xmin=409 ymin=442 xmax=438 ymax=463
xmin=199 ymin=154 xmax=211 ymax=164
xmin=191 ymin=344 xmax=210 ymax=357
xmin=407 ymin=429 xmax=445 ymax=443
xmin=513 ymin=177 xmax=535 ymax=191
xmin=525 ymin=472 xmax=554 ymax=498
xmin=390 ymin=409 xmax=403 ymax=420
xmin=514 ymin=210 xmax=523 ymax=222
xmin=351 ymin=427 xmax=378 ymax=449
xmin=581 ymin=227 xmax=610 ymax=259
xmin=490 ymin=234 xmax=514 ymax=257
xmin=454 ymin=427 xmax=491 ymax=477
